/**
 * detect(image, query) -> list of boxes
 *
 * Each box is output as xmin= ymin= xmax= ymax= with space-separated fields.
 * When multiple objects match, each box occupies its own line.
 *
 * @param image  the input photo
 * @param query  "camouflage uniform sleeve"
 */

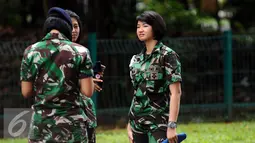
xmin=79 ymin=48 xmax=94 ymax=79
xmin=164 ymin=51 xmax=182 ymax=85
xmin=20 ymin=47 xmax=36 ymax=81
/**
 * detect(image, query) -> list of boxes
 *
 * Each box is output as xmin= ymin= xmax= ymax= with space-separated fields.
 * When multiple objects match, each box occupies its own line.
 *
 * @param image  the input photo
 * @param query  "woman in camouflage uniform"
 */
xmin=21 ymin=7 xmax=94 ymax=143
xmin=65 ymin=9 xmax=103 ymax=143
xmin=127 ymin=11 xmax=182 ymax=143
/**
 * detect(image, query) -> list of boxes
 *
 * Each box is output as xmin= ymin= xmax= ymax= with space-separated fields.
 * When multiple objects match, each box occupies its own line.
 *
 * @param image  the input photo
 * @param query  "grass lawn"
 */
xmin=1 ymin=121 xmax=254 ymax=143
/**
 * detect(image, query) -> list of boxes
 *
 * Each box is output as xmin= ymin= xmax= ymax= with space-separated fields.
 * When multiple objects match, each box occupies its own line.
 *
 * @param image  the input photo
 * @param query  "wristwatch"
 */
xmin=167 ymin=121 xmax=177 ymax=128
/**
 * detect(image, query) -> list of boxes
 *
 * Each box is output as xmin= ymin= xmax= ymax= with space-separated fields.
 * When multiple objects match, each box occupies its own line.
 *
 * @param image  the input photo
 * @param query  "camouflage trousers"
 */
xmin=28 ymin=112 xmax=88 ymax=143
xmin=129 ymin=110 xmax=169 ymax=143
xmin=83 ymin=98 xmax=97 ymax=143
xmin=129 ymin=116 xmax=168 ymax=143
xmin=87 ymin=127 xmax=96 ymax=143
xmin=28 ymin=125 xmax=88 ymax=143
xmin=132 ymin=128 xmax=167 ymax=143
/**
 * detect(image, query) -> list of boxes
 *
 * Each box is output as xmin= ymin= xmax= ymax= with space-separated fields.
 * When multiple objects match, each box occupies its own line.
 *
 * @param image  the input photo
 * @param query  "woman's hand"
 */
xmin=93 ymin=78 xmax=103 ymax=92
xmin=167 ymin=128 xmax=178 ymax=143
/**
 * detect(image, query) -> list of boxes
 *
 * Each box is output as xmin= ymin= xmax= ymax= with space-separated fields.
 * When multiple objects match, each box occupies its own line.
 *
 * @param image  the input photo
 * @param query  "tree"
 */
xmin=224 ymin=0 xmax=255 ymax=33
xmin=136 ymin=0 xmax=218 ymax=37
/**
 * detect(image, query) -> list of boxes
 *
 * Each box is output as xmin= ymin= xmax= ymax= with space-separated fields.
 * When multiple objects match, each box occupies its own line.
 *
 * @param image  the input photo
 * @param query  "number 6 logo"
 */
xmin=8 ymin=110 xmax=30 ymax=137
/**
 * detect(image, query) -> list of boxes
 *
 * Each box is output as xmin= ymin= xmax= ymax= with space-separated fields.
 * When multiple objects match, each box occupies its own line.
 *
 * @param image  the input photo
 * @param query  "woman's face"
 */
xmin=136 ymin=21 xmax=154 ymax=41
xmin=71 ymin=17 xmax=80 ymax=42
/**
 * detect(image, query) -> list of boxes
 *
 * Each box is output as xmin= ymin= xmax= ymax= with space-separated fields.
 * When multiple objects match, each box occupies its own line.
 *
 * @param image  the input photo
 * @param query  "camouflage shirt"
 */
xmin=20 ymin=32 xmax=93 ymax=142
xmin=128 ymin=42 xmax=182 ymax=133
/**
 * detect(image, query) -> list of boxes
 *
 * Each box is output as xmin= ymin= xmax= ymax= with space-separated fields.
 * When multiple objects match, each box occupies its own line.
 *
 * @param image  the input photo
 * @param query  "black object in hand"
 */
xmin=93 ymin=61 xmax=106 ymax=88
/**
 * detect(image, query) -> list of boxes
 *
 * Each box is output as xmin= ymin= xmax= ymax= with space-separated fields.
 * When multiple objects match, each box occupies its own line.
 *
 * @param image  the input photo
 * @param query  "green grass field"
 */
xmin=1 ymin=121 xmax=254 ymax=143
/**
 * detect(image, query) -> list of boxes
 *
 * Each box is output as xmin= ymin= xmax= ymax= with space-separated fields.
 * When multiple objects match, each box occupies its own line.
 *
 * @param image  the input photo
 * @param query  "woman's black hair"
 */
xmin=136 ymin=11 xmax=166 ymax=41
xmin=43 ymin=17 xmax=72 ymax=40
xmin=65 ymin=10 xmax=83 ymax=43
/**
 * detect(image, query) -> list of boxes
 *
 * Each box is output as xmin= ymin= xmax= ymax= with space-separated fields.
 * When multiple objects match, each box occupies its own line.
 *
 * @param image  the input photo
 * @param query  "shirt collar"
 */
xmin=138 ymin=41 xmax=163 ymax=56
xmin=42 ymin=32 xmax=70 ymax=41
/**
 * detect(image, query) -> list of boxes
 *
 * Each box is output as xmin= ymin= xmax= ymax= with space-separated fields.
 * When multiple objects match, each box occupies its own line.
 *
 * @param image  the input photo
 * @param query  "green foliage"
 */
xmin=136 ymin=0 xmax=219 ymax=34
xmin=0 ymin=0 xmax=22 ymax=27
xmin=137 ymin=0 xmax=201 ymax=33
xmin=111 ymin=1 xmax=137 ymax=39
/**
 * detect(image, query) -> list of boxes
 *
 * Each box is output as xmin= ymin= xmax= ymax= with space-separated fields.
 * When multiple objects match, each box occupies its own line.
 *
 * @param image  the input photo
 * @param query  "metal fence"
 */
xmin=96 ymin=37 xmax=225 ymax=107
xmin=95 ymin=33 xmax=255 ymax=118
xmin=0 ymin=33 xmax=255 ymax=122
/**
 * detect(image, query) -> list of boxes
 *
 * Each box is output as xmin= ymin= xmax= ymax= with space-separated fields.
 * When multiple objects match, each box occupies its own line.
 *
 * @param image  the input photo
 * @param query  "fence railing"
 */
xmin=94 ymin=32 xmax=255 ymax=119
xmin=0 ymin=33 xmax=255 ymax=122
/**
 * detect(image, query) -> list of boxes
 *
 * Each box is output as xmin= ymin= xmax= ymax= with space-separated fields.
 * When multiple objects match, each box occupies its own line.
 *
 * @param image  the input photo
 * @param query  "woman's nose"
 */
xmin=138 ymin=27 xmax=143 ymax=32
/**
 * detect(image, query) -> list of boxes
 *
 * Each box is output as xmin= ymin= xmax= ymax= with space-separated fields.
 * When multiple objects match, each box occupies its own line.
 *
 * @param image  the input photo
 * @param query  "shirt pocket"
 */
xmin=145 ymin=64 xmax=165 ymax=94
xmin=146 ymin=64 xmax=164 ymax=81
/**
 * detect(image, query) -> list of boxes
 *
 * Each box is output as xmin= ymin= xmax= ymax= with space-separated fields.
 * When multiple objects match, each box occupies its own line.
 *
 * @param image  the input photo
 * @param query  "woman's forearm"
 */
xmin=168 ymin=93 xmax=181 ymax=122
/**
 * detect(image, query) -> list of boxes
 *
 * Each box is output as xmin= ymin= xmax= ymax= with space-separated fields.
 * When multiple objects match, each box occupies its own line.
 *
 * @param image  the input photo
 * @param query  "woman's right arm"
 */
xmin=79 ymin=48 xmax=94 ymax=97
xmin=127 ymin=122 xmax=134 ymax=143
xmin=80 ymin=78 xmax=94 ymax=97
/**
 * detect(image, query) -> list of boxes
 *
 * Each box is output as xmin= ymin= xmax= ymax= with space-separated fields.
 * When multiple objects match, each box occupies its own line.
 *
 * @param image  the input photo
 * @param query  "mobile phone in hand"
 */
xmin=93 ymin=61 xmax=106 ymax=88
